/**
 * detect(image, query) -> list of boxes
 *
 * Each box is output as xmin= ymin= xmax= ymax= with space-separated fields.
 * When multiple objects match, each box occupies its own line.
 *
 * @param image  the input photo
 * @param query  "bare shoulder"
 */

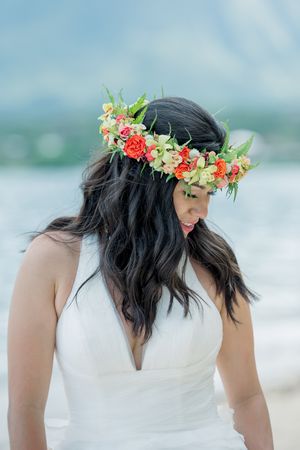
xmin=26 ymin=231 xmax=82 ymax=317
xmin=29 ymin=230 xmax=81 ymax=254
xmin=189 ymin=257 xmax=223 ymax=314
xmin=27 ymin=230 xmax=80 ymax=268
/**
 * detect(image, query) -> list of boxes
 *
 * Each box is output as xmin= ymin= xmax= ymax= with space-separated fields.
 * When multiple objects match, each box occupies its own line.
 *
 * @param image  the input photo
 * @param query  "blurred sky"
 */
xmin=1 ymin=0 xmax=300 ymax=119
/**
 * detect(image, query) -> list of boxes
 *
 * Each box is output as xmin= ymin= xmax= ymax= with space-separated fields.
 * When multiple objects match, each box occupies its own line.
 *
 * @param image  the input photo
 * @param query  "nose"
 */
xmin=191 ymin=204 xmax=208 ymax=220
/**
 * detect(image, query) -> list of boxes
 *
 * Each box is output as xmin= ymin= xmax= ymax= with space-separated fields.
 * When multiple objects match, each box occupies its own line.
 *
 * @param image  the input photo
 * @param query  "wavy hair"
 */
xmin=38 ymin=96 xmax=259 ymax=344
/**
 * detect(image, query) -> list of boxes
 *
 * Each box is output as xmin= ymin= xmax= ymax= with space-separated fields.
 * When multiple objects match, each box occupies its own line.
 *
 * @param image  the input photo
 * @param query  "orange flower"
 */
xmin=179 ymin=146 xmax=190 ymax=161
xmin=101 ymin=127 xmax=109 ymax=135
xmin=124 ymin=135 xmax=146 ymax=159
xmin=174 ymin=162 xmax=190 ymax=179
xmin=214 ymin=159 xmax=226 ymax=178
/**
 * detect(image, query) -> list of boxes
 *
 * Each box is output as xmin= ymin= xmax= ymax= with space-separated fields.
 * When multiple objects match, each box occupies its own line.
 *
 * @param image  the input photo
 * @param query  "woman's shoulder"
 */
xmin=28 ymin=230 xmax=82 ymax=252
xmin=26 ymin=231 xmax=82 ymax=280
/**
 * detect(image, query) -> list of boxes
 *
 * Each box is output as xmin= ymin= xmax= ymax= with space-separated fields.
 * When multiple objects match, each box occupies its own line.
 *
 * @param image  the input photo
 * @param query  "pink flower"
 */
xmin=118 ymin=125 xmax=132 ymax=139
xmin=116 ymin=114 xmax=126 ymax=123
xmin=145 ymin=144 xmax=156 ymax=161
xmin=231 ymin=164 xmax=239 ymax=175
xmin=216 ymin=176 xmax=228 ymax=188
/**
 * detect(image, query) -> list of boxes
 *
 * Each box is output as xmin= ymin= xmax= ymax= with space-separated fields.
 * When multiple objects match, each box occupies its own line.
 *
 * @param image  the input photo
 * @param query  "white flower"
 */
xmin=189 ymin=148 xmax=200 ymax=159
xmin=117 ymin=139 xmax=125 ymax=149
xmin=158 ymin=135 xmax=172 ymax=148
xmin=132 ymin=123 xmax=146 ymax=133
xmin=226 ymin=163 xmax=232 ymax=173
xmin=162 ymin=151 xmax=173 ymax=164
xmin=103 ymin=117 xmax=116 ymax=128
xmin=107 ymin=134 xmax=116 ymax=146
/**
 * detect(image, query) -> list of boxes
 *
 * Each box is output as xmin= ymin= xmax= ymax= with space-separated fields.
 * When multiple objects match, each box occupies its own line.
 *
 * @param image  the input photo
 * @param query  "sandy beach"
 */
xmin=264 ymin=383 xmax=300 ymax=450
xmin=216 ymin=382 xmax=300 ymax=450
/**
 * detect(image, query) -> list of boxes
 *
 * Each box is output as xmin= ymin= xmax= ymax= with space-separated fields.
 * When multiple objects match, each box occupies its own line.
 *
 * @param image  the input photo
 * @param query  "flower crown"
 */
xmin=98 ymin=90 xmax=259 ymax=200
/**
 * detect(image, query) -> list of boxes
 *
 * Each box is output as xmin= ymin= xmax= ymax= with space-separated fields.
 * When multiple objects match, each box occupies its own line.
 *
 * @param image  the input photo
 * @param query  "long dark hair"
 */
xmin=37 ymin=96 xmax=259 ymax=344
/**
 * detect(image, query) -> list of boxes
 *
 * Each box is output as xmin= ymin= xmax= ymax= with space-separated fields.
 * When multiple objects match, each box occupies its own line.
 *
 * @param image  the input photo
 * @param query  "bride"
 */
xmin=7 ymin=92 xmax=274 ymax=449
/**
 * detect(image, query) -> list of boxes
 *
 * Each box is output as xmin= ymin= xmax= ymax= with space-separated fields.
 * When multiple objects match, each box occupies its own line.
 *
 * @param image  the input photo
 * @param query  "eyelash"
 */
xmin=184 ymin=191 xmax=216 ymax=198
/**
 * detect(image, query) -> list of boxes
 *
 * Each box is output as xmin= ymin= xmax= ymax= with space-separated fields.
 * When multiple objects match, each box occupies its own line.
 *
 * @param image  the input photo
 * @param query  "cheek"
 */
xmin=173 ymin=192 xmax=188 ymax=217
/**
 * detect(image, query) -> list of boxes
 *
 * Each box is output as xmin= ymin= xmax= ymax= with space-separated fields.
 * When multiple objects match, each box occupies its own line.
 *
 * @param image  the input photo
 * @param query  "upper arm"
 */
xmin=7 ymin=234 xmax=61 ymax=415
xmin=216 ymin=292 xmax=263 ymax=407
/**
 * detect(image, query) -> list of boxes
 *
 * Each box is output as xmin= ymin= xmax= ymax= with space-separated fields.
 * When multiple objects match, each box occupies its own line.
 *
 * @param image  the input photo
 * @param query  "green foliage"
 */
xmin=235 ymin=135 xmax=254 ymax=157
xmin=128 ymin=93 xmax=147 ymax=116
xmin=226 ymin=182 xmax=239 ymax=202
xmin=132 ymin=105 xmax=148 ymax=124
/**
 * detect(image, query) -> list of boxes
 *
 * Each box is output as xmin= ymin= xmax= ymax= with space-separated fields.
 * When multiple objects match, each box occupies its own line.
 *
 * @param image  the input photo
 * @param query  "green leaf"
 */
xmin=223 ymin=153 xmax=236 ymax=163
xmin=128 ymin=93 xmax=147 ymax=116
xmin=220 ymin=122 xmax=230 ymax=153
xmin=118 ymin=88 xmax=124 ymax=105
xmin=132 ymin=105 xmax=148 ymax=124
xmin=109 ymin=151 xmax=117 ymax=163
xmin=182 ymin=127 xmax=193 ymax=147
xmin=226 ymin=182 xmax=238 ymax=201
xmin=233 ymin=183 xmax=238 ymax=201
xmin=249 ymin=161 xmax=260 ymax=170
xmin=149 ymin=110 xmax=158 ymax=133
xmin=140 ymin=162 xmax=147 ymax=176
xmin=150 ymin=167 xmax=156 ymax=180
xmin=166 ymin=173 xmax=175 ymax=182
xmin=235 ymin=135 xmax=254 ymax=157
xmin=103 ymin=85 xmax=115 ymax=104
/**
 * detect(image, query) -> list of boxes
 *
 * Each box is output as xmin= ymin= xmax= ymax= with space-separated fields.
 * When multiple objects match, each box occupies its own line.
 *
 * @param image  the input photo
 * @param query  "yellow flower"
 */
xmin=103 ymin=103 xmax=114 ymax=113
xmin=197 ymin=156 xmax=206 ymax=168
xmin=240 ymin=155 xmax=251 ymax=169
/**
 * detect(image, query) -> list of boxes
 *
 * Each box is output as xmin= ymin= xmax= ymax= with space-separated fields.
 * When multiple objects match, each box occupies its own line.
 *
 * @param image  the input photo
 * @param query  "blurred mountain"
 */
xmin=1 ymin=0 xmax=300 ymax=119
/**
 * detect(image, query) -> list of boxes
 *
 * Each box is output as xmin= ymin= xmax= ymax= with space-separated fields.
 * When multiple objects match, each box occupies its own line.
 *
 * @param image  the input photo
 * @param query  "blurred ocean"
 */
xmin=0 ymin=164 xmax=300 ymax=448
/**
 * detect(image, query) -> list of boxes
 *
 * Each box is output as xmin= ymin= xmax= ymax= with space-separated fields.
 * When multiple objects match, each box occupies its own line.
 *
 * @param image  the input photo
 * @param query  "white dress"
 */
xmin=46 ymin=233 xmax=247 ymax=449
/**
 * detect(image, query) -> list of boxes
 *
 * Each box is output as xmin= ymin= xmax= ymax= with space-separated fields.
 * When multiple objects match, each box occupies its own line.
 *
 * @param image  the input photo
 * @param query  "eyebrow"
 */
xmin=190 ymin=185 xmax=206 ymax=190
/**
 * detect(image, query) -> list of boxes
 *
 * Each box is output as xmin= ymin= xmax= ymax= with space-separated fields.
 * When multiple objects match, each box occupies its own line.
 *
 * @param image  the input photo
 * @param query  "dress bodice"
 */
xmin=46 ymin=233 xmax=246 ymax=449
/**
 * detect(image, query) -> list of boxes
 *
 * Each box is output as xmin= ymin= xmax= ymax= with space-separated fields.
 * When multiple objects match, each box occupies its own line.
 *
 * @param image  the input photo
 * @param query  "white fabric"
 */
xmin=46 ymin=233 xmax=247 ymax=449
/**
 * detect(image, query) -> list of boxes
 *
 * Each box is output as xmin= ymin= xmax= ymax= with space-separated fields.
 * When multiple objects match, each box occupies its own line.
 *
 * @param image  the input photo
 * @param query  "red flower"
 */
xmin=174 ymin=162 xmax=190 ymax=179
xmin=179 ymin=146 xmax=190 ymax=161
xmin=123 ymin=135 xmax=146 ymax=159
xmin=214 ymin=159 xmax=226 ymax=178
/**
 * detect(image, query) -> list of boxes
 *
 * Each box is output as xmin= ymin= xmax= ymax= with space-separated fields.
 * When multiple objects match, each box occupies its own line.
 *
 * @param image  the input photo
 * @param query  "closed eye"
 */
xmin=184 ymin=191 xmax=216 ymax=198
xmin=184 ymin=193 xmax=198 ymax=198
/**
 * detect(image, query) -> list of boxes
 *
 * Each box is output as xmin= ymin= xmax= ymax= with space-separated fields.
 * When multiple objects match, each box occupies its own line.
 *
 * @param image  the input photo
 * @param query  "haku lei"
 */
xmin=98 ymin=90 xmax=259 ymax=200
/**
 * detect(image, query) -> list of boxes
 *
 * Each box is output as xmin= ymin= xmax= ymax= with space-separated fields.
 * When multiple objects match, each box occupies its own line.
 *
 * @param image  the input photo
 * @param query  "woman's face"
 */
xmin=173 ymin=181 xmax=215 ymax=236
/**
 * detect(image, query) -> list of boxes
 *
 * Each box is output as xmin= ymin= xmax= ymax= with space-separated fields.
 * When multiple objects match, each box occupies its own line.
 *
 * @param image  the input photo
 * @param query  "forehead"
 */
xmin=179 ymin=182 xmax=210 ymax=191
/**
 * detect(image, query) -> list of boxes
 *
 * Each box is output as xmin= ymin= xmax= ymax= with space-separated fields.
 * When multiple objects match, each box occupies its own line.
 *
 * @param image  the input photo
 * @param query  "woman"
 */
xmin=7 ymin=93 xmax=274 ymax=449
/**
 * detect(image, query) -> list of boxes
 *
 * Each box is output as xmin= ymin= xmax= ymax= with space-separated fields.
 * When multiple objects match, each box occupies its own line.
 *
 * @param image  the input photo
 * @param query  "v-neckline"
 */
xmin=105 ymin=293 xmax=149 ymax=372
xmin=102 ymin=251 xmax=187 ymax=373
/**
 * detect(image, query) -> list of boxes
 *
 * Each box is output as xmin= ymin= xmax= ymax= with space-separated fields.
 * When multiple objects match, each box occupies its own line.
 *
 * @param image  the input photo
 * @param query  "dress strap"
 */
xmin=62 ymin=233 xmax=99 ymax=311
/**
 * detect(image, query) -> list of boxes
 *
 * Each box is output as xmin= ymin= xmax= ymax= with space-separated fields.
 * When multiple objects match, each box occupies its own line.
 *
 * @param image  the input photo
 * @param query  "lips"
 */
xmin=181 ymin=220 xmax=198 ymax=226
xmin=180 ymin=222 xmax=195 ymax=233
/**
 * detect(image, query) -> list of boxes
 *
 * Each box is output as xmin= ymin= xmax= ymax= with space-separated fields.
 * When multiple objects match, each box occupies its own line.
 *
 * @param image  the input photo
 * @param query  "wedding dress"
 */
xmin=46 ymin=233 xmax=247 ymax=449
